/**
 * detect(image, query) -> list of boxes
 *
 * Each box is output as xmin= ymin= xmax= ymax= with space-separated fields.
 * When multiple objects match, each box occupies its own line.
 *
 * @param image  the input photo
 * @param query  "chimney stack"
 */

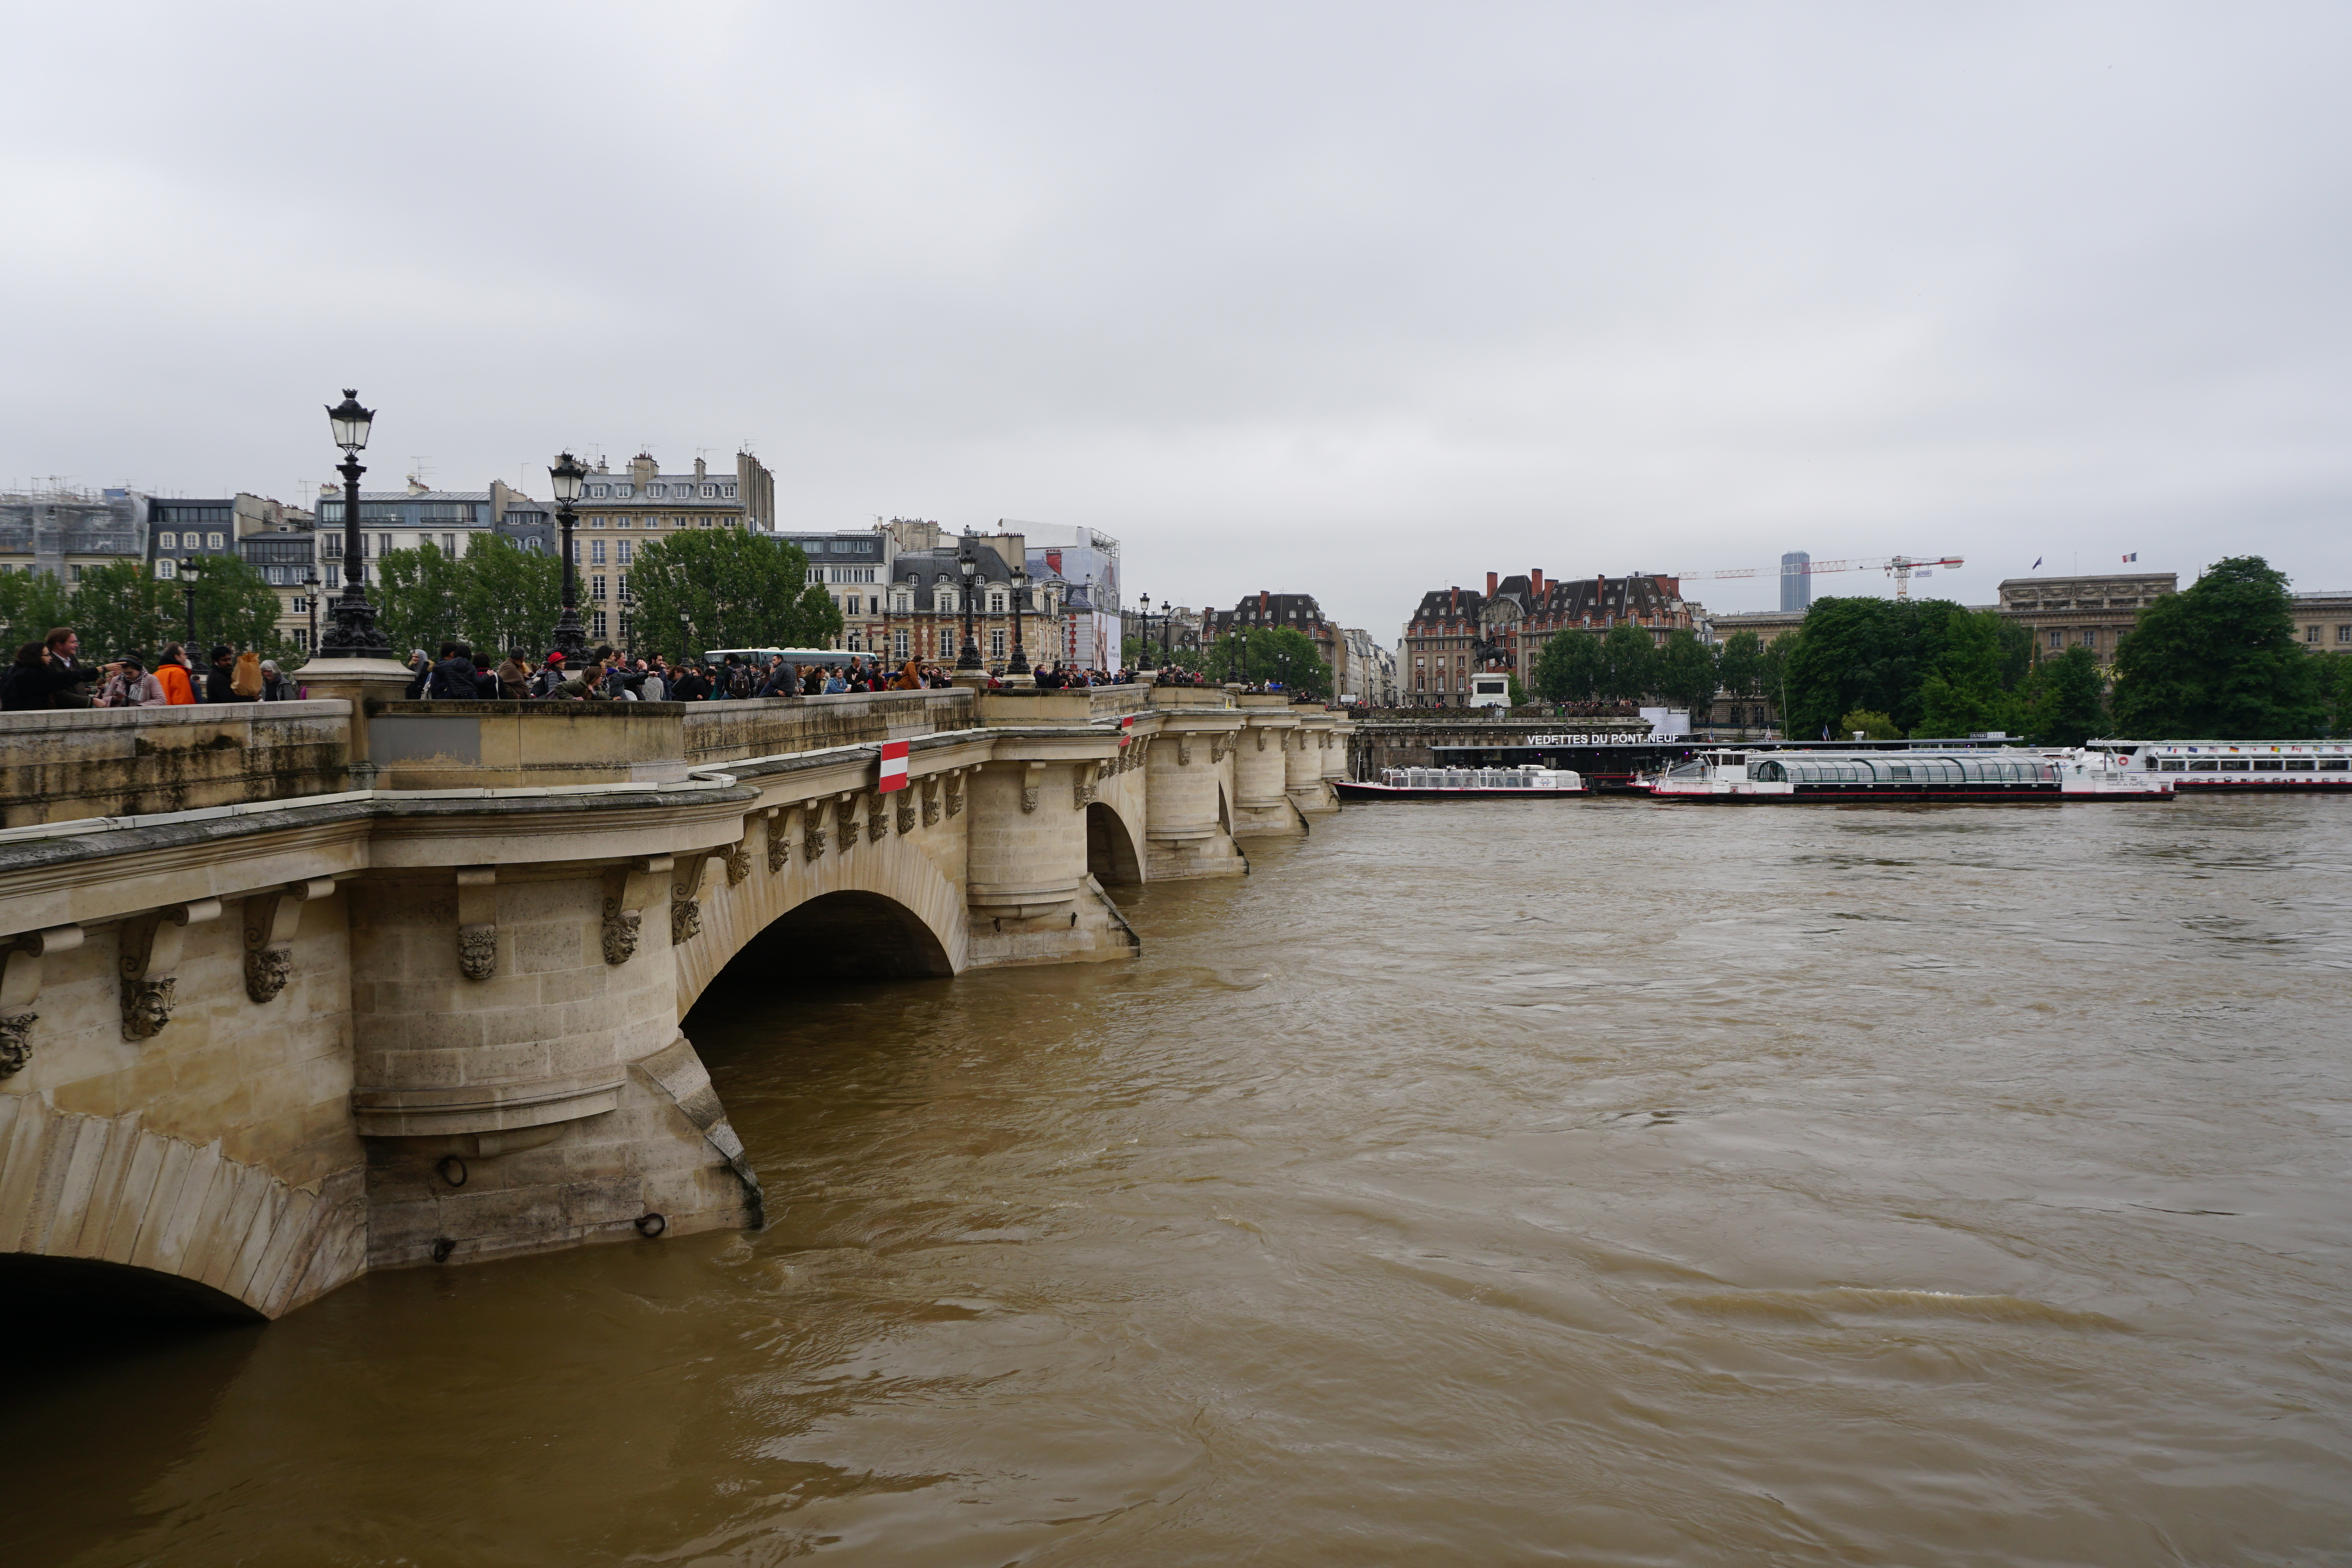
xmin=1486 ymin=571 xmax=1499 ymax=597
xmin=1531 ymin=568 xmax=1545 ymax=598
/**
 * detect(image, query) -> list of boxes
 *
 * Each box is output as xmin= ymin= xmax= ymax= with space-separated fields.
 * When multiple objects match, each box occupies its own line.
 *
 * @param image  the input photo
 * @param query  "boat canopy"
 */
xmin=1750 ymin=755 xmax=2056 ymax=785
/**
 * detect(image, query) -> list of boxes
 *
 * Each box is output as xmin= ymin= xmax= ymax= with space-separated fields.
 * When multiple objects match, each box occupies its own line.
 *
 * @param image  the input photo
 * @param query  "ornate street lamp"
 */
xmin=1008 ymin=567 xmax=1031 ymax=675
xmin=955 ymin=541 xmax=981 ymax=670
xmin=318 ymin=389 xmax=391 ymax=656
xmin=303 ymin=566 xmax=320 ymax=654
xmin=546 ymin=452 xmax=589 ymax=658
xmin=177 ymin=556 xmax=202 ymax=648
xmin=676 ymin=607 xmax=691 ymax=661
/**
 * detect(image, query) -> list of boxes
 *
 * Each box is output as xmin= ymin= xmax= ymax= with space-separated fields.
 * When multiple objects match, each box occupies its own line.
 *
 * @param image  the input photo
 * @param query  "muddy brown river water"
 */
xmin=11 ymin=796 xmax=2352 ymax=1566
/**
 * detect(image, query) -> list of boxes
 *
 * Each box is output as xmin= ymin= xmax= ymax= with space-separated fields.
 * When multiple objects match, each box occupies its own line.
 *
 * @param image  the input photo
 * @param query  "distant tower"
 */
xmin=1780 ymin=551 xmax=1813 ymax=613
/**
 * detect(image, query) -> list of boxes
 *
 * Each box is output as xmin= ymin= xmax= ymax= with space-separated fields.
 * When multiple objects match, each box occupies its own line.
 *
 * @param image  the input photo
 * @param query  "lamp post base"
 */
xmin=317 ymin=590 xmax=394 ymax=660
xmin=550 ymin=607 xmax=590 ymax=660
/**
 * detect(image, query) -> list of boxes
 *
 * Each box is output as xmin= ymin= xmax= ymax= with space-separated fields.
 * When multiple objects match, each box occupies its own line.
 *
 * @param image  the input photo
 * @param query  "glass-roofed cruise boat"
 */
xmin=1639 ymin=747 xmax=2173 ymax=803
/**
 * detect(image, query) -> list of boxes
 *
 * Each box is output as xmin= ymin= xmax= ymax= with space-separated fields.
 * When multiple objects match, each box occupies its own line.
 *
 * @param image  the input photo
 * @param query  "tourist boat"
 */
xmin=2086 ymin=740 xmax=2352 ymax=791
xmin=1637 ymin=748 xmax=2173 ymax=803
xmin=1336 ymin=764 xmax=1587 ymax=800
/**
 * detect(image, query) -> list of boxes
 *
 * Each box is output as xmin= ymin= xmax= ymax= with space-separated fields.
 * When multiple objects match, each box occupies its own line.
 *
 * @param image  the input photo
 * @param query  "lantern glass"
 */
xmin=548 ymin=452 xmax=587 ymax=504
xmin=326 ymin=389 xmax=374 ymax=452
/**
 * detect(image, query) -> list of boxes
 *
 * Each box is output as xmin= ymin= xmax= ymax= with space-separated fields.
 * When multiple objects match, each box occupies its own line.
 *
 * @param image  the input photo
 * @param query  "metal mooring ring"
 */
xmin=430 ymin=1237 xmax=456 ymax=1263
xmin=436 ymin=1155 xmax=468 ymax=1188
xmin=635 ymin=1212 xmax=667 ymax=1238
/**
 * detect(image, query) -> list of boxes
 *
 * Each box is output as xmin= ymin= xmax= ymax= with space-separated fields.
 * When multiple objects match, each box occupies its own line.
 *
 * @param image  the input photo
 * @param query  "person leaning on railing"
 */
xmin=99 ymin=654 xmax=167 ymax=707
xmin=2 ymin=639 xmax=91 ymax=711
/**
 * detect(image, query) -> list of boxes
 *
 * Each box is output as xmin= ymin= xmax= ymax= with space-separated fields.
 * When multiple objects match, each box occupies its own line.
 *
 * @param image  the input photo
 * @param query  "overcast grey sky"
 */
xmin=4 ymin=2 xmax=2347 ymax=630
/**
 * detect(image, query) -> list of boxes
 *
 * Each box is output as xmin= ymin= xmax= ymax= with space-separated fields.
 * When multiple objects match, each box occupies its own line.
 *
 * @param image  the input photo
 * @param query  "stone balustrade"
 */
xmin=0 ymin=700 xmax=355 ymax=828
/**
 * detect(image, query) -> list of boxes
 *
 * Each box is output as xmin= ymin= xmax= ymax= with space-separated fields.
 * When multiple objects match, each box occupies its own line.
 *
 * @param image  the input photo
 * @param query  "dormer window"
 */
xmin=588 ymin=484 xmax=607 ymax=497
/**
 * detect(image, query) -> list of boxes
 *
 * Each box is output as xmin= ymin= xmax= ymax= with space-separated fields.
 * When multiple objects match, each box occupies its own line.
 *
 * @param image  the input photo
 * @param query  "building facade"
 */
xmin=883 ymin=533 xmax=1060 ymax=669
xmin=1996 ymin=572 xmax=2178 ymax=666
xmin=1339 ymin=627 xmax=1396 ymax=706
xmin=0 ymin=486 xmax=151 ymax=583
xmin=1780 ymin=551 xmax=1813 ymax=613
xmin=572 ymin=453 xmax=778 ymax=647
xmin=1018 ymin=523 xmax=1121 ymax=670
xmin=1210 ymin=592 xmax=1346 ymax=691
xmin=1401 ymin=570 xmax=1702 ymax=707
xmin=779 ymin=528 xmax=893 ymax=653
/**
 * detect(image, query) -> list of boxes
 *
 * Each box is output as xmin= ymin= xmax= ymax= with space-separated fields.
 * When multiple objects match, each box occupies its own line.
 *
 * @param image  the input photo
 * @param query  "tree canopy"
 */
xmin=629 ymin=530 xmax=840 ymax=657
xmin=1531 ymin=629 xmax=1601 ymax=702
xmin=2109 ymin=556 xmax=2326 ymax=739
xmin=1653 ymin=628 xmax=1719 ymax=716
xmin=1204 ymin=627 xmax=1329 ymax=696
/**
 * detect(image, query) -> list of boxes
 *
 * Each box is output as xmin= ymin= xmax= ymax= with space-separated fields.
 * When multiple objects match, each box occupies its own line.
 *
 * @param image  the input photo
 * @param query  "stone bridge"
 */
xmin=0 ymin=669 xmax=1350 ymax=1320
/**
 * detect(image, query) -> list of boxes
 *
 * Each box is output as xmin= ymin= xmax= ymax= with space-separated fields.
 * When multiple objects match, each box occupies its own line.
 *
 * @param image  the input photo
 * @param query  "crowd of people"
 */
xmin=0 ymin=629 xmax=296 ymax=710
xmin=0 ymin=627 xmax=1185 ymax=713
xmin=394 ymin=644 xmax=1154 ymax=701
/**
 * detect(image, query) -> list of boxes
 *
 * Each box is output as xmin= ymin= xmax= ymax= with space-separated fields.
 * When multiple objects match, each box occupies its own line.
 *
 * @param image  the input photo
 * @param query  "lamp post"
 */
xmin=955 ymin=543 xmax=981 ymax=670
xmin=1008 ymin=567 xmax=1030 ymax=676
xmin=546 ymin=453 xmax=589 ymax=658
xmin=318 ymin=390 xmax=392 ymax=657
xmin=1235 ymin=627 xmax=1249 ymax=688
xmin=677 ymin=607 xmax=690 ymax=664
xmin=303 ymin=566 xmax=320 ymax=654
xmin=177 ymin=556 xmax=202 ymax=648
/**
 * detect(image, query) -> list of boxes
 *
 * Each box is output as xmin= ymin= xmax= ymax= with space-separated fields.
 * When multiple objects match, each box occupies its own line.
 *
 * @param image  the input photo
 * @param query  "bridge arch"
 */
xmin=1085 ymin=800 xmax=1144 ymax=886
xmin=706 ymin=890 xmax=954 ymax=989
xmin=0 ymin=1094 xmax=361 ymax=1321
xmin=673 ymin=831 xmax=971 ymax=1017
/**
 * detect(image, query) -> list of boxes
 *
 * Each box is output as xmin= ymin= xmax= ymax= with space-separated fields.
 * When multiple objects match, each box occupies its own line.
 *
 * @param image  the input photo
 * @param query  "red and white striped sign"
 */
xmin=878 ymin=740 xmax=910 ymax=792
xmin=1120 ymin=714 xmax=1134 ymax=747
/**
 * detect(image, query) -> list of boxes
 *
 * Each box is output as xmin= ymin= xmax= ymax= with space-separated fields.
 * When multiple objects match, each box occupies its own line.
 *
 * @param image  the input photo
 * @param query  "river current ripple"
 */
xmin=14 ymin=797 xmax=2352 ymax=1565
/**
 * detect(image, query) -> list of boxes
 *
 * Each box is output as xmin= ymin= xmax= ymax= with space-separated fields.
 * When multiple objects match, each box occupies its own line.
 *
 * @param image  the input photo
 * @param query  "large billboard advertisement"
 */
xmin=1021 ymin=523 xmax=1122 ymax=670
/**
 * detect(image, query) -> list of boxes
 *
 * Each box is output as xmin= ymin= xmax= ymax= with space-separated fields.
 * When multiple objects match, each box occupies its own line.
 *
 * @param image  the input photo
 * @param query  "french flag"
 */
xmin=878 ymin=740 xmax=910 ymax=793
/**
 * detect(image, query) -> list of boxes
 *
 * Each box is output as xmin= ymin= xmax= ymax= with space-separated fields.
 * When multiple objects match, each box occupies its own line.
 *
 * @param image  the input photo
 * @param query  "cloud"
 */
xmin=3 ymin=1 xmax=2347 ymax=630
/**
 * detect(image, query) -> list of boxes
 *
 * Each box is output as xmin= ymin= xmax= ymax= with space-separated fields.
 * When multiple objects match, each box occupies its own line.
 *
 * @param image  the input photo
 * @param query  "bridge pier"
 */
xmin=346 ymin=867 xmax=755 ymax=1273
xmin=1144 ymin=714 xmax=1248 ymax=880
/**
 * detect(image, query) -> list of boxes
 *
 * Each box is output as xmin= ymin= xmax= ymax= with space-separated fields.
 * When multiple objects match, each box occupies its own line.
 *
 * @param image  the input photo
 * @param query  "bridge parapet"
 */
xmin=366 ymin=690 xmax=975 ymax=791
xmin=0 ymin=700 xmax=353 ymax=828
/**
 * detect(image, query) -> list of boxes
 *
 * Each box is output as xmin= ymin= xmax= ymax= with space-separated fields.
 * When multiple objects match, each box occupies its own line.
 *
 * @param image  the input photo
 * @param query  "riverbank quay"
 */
xmin=0 ymin=684 xmax=1349 ymax=1319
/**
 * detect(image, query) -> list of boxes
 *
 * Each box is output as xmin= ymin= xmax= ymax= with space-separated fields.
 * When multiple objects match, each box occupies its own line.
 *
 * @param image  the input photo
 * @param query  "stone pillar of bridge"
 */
xmin=1231 ymin=698 xmax=1303 ymax=837
xmin=345 ymin=864 xmax=758 ymax=1271
xmin=963 ymin=751 xmax=1137 ymax=966
xmin=1288 ymin=713 xmax=1339 ymax=814
xmin=1144 ymin=720 xmax=1248 ymax=880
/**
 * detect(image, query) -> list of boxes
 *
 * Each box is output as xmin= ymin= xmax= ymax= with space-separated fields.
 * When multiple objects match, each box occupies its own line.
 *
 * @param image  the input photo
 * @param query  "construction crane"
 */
xmin=1672 ymin=554 xmax=1965 ymax=600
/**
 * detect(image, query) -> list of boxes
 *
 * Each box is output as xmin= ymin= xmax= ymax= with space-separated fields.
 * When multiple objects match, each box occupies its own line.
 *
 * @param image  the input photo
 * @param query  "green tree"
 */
xmin=629 ymin=531 xmax=838 ymax=656
xmin=2023 ymin=645 xmax=2109 ymax=746
xmin=373 ymin=544 xmax=466 ymax=657
xmin=1758 ymin=634 xmax=1794 ymax=728
xmin=70 ymin=562 xmax=177 ymax=660
xmin=1202 ymin=627 xmax=1329 ymax=696
xmin=2110 ymin=556 xmax=2325 ymax=739
xmin=1596 ymin=621 xmax=1656 ymax=701
xmin=0 ymin=569 xmax=78 ymax=654
xmin=2324 ymin=654 xmax=2352 ymax=737
xmin=1714 ymin=630 xmax=1762 ymax=701
xmin=1532 ymin=630 xmax=1601 ymax=701
xmin=1653 ymin=628 xmax=1718 ymax=717
xmin=1913 ymin=608 xmax=2019 ymax=738
xmin=1839 ymin=709 xmax=1903 ymax=740
xmin=455 ymin=537 xmax=563 ymax=659
xmin=185 ymin=553 xmax=289 ymax=657
xmin=1778 ymin=597 xmax=2004 ymax=738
